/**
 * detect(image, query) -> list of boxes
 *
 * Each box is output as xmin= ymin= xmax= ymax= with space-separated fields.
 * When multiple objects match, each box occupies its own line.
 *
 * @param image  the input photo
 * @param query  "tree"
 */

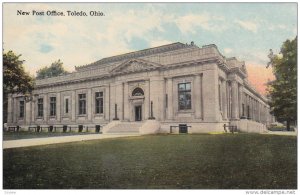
xmin=36 ymin=59 xmax=68 ymax=79
xmin=3 ymin=50 xmax=35 ymax=123
xmin=267 ymin=37 xmax=297 ymax=131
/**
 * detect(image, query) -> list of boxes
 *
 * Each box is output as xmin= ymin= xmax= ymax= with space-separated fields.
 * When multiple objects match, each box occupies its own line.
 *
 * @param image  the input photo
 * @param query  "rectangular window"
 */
xmin=242 ymin=103 xmax=245 ymax=117
xmin=95 ymin=92 xmax=104 ymax=114
xmin=37 ymin=98 xmax=43 ymax=117
xmin=50 ymin=97 xmax=56 ymax=116
xmin=19 ymin=100 xmax=25 ymax=118
xmin=165 ymin=94 xmax=168 ymax=108
xmin=65 ymin=98 xmax=69 ymax=114
xmin=247 ymin=105 xmax=250 ymax=119
xmin=178 ymin=82 xmax=191 ymax=110
xmin=79 ymin=94 xmax=86 ymax=115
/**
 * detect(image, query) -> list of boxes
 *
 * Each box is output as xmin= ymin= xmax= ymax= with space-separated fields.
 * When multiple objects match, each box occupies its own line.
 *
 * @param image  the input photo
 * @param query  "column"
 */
xmin=202 ymin=69 xmax=219 ymax=122
xmin=231 ymin=80 xmax=239 ymax=119
xmin=238 ymin=85 xmax=244 ymax=118
xmin=71 ymin=91 xmax=76 ymax=122
xmin=227 ymin=82 xmax=231 ymax=119
xmin=122 ymin=83 xmax=124 ymax=120
xmin=194 ymin=75 xmax=201 ymax=119
xmin=13 ymin=97 xmax=17 ymax=123
xmin=105 ymin=86 xmax=110 ymax=121
xmin=200 ymin=74 xmax=204 ymax=119
xmin=44 ymin=94 xmax=48 ymax=122
xmin=31 ymin=96 xmax=35 ymax=123
xmin=149 ymin=76 xmax=164 ymax=121
xmin=87 ymin=89 xmax=92 ymax=121
xmin=123 ymin=82 xmax=129 ymax=121
xmin=145 ymin=80 xmax=150 ymax=119
xmin=258 ymin=102 xmax=261 ymax=122
xmin=252 ymin=98 xmax=254 ymax=120
xmin=221 ymin=80 xmax=227 ymax=120
xmin=7 ymin=94 xmax=13 ymax=124
xmin=110 ymin=83 xmax=116 ymax=120
xmin=115 ymin=83 xmax=123 ymax=121
xmin=167 ymin=78 xmax=173 ymax=120
xmin=25 ymin=100 xmax=31 ymax=124
xmin=56 ymin=92 xmax=61 ymax=122
xmin=255 ymin=100 xmax=258 ymax=121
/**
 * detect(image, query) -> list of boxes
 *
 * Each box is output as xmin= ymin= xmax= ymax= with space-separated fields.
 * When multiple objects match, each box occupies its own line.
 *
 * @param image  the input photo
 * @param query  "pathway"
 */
xmin=3 ymin=133 xmax=140 ymax=149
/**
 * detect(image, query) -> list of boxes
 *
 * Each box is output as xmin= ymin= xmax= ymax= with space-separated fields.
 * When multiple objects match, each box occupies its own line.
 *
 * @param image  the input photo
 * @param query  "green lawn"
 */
xmin=3 ymin=134 xmax=297 ymax=189
xmin=3 ymin=131 xmax=97 ymax=140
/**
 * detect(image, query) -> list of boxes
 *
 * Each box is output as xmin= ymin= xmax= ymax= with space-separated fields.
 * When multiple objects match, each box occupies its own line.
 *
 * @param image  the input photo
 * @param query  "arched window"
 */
xmin=132 ymin=87 xmax=144 ymax=96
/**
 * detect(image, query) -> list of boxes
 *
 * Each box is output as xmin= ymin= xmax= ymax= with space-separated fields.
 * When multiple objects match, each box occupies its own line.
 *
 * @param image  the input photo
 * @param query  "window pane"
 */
xmin=38 ymin=98 xmax=43 ymax=117
xmin=50 ymin=97 xmax=56 ymax=116
xmin=178 ymin=82 xmax=192 ymax=110
xmin=186 ymin=92 xmax=191 ymax=109
xmin=179 ymin=93 xmax=185 ymax=101
xmin=65 ymin=99 xmax=69 ymax=113
xmin=132 ymin=88 xmax=144 ymax=96
xmin=185 ymin=83 xmax=191 ymax=91
xmin=178 ymin=84 xmax=185 ymax=91
xmin=95 ymin=92 xmax=104 ymax=114
xmin=96 ymin=99 xmax=100 ymax=113
xmin=19 ymin=101 xmax=24 ymax=118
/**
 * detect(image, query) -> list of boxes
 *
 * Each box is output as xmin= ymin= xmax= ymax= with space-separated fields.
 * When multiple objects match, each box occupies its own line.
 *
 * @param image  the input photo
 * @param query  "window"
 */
xmin=242 ymin=103 xmax=245 ymax=117
xmin=19 ymin=100 xmax=25 ymax=118
xmin=178 ymin=82 xmax=191 ymax=110
xmin=50 ymin=97 xmax=56 ymax=116
xmin=132 ymin=87 xmax=144 ymax=96
xmin=95 ymin=92 xmax=104 ymax=114
xmin=37 ymin=98 xmax=43 ymax=117
xmin=79 ymin=94 xmax=86 ymax=115
xmin=247 ymin=105 xmax=250 ymax=119
xmin=165 ymin=94 xmax=168 ymax=108
xmin=65 ymin=98 xmax=69 ymax=114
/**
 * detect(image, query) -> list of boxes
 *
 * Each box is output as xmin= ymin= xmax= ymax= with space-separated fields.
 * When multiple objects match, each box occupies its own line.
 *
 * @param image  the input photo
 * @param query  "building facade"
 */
xmin=7 ymin=42 xmax=273 ymax=133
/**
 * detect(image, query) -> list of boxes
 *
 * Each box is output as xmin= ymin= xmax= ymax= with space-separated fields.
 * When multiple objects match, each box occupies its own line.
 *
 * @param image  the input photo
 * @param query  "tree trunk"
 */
xmin=286 ymin=119 xmax=291 ymax=131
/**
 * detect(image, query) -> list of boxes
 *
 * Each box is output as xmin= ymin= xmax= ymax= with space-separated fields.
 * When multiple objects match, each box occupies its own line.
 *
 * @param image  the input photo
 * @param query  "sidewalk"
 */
xmin=3 ymin=133 xmax=140 ymax=149
xmin=264 ymin=131 xmax=297 ymax=136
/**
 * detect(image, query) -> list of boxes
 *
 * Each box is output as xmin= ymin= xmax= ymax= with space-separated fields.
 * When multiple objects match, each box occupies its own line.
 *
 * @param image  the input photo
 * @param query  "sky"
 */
xmin=3 ymin=3 xmax=297 ymax=95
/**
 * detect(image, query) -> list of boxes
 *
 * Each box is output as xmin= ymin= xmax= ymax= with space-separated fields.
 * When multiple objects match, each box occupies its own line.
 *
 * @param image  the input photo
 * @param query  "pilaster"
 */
xmin=231 ymin=80 xmax=239 ymax=120
xmin=44 ymin=94 xmax=48 ymax=122
xmin=56 ymin=92 xmax=61 ymax=122
xmin=167 ymin=78 xmax=173 ymax=120
xmin=87 ymin=88 xmax=92 ymax=121
xmin=194 ymin=74 xmax=201 ymax=119
xmin=7 ymin=94 xmax=13 ymax=124
xmin=145 ymin=80 xmax=150 ymax=119
xmin=71 ymin=91 xmax=76 ymax=122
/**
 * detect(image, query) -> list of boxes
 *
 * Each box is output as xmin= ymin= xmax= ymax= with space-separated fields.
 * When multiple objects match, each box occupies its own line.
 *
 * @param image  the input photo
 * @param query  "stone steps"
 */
xmin=106 ymin=122 xmax=143 ymax=134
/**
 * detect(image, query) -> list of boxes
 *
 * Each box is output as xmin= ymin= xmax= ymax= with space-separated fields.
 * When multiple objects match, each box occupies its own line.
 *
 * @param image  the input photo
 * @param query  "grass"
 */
xmin=3 ymin=131 xmax=98 ymax=141
xmin=3 ymin=134 xmax=297 ymax=189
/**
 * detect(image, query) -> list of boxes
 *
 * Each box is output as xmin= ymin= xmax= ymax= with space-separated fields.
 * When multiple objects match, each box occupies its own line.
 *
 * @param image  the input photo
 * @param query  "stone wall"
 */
xmin=230 ymin=119 xmax=268 ymax=133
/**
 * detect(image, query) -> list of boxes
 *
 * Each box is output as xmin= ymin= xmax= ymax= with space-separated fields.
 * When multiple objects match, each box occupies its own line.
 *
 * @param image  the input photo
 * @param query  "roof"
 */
xmin=75 ymin=42 xmax=198 ymax=71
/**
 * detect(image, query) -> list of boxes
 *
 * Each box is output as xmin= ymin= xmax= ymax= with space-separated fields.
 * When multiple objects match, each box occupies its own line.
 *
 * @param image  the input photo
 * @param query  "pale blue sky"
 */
xmin=3 ymin=3 xmax=297 ymax=75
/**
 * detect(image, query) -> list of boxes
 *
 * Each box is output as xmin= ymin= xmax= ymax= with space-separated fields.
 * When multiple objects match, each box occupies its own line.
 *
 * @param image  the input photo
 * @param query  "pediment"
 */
xmin=110 ymin=59 xmax=162 ymax=74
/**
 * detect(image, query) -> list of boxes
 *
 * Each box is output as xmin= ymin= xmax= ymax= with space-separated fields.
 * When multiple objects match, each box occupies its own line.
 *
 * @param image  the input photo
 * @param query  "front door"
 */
xmin=135 ymin=106 xmax=142 ymax=121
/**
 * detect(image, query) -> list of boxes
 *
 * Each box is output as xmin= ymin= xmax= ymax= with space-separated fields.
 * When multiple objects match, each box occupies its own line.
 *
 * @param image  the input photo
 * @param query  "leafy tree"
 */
xmin=3 ymin=50 xmax=35 ymax=123
xmin=36 ymin=59 xmax=68 ymax=79
xmin=267 ymin=37 xmax=297 ymax=131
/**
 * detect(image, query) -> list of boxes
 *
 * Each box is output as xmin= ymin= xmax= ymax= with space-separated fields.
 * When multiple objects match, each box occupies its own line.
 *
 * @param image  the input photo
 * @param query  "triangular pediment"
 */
xmin=110 ymin=59 xmax=162 ymax=74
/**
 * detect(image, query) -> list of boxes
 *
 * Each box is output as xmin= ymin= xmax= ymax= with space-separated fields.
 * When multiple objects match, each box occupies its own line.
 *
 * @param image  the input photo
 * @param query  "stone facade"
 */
xmin=7 ymin=42 xmax=273 ymax=133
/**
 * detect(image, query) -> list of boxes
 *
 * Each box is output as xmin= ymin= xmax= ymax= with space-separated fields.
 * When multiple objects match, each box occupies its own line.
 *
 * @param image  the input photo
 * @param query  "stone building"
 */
xmin=6 ymin=42 xmax=273 ymax=133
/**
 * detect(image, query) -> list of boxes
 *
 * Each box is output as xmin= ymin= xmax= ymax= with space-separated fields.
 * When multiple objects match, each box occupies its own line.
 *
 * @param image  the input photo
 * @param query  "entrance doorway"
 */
xmin=135 ymin=105 xmax=142 ymax=121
